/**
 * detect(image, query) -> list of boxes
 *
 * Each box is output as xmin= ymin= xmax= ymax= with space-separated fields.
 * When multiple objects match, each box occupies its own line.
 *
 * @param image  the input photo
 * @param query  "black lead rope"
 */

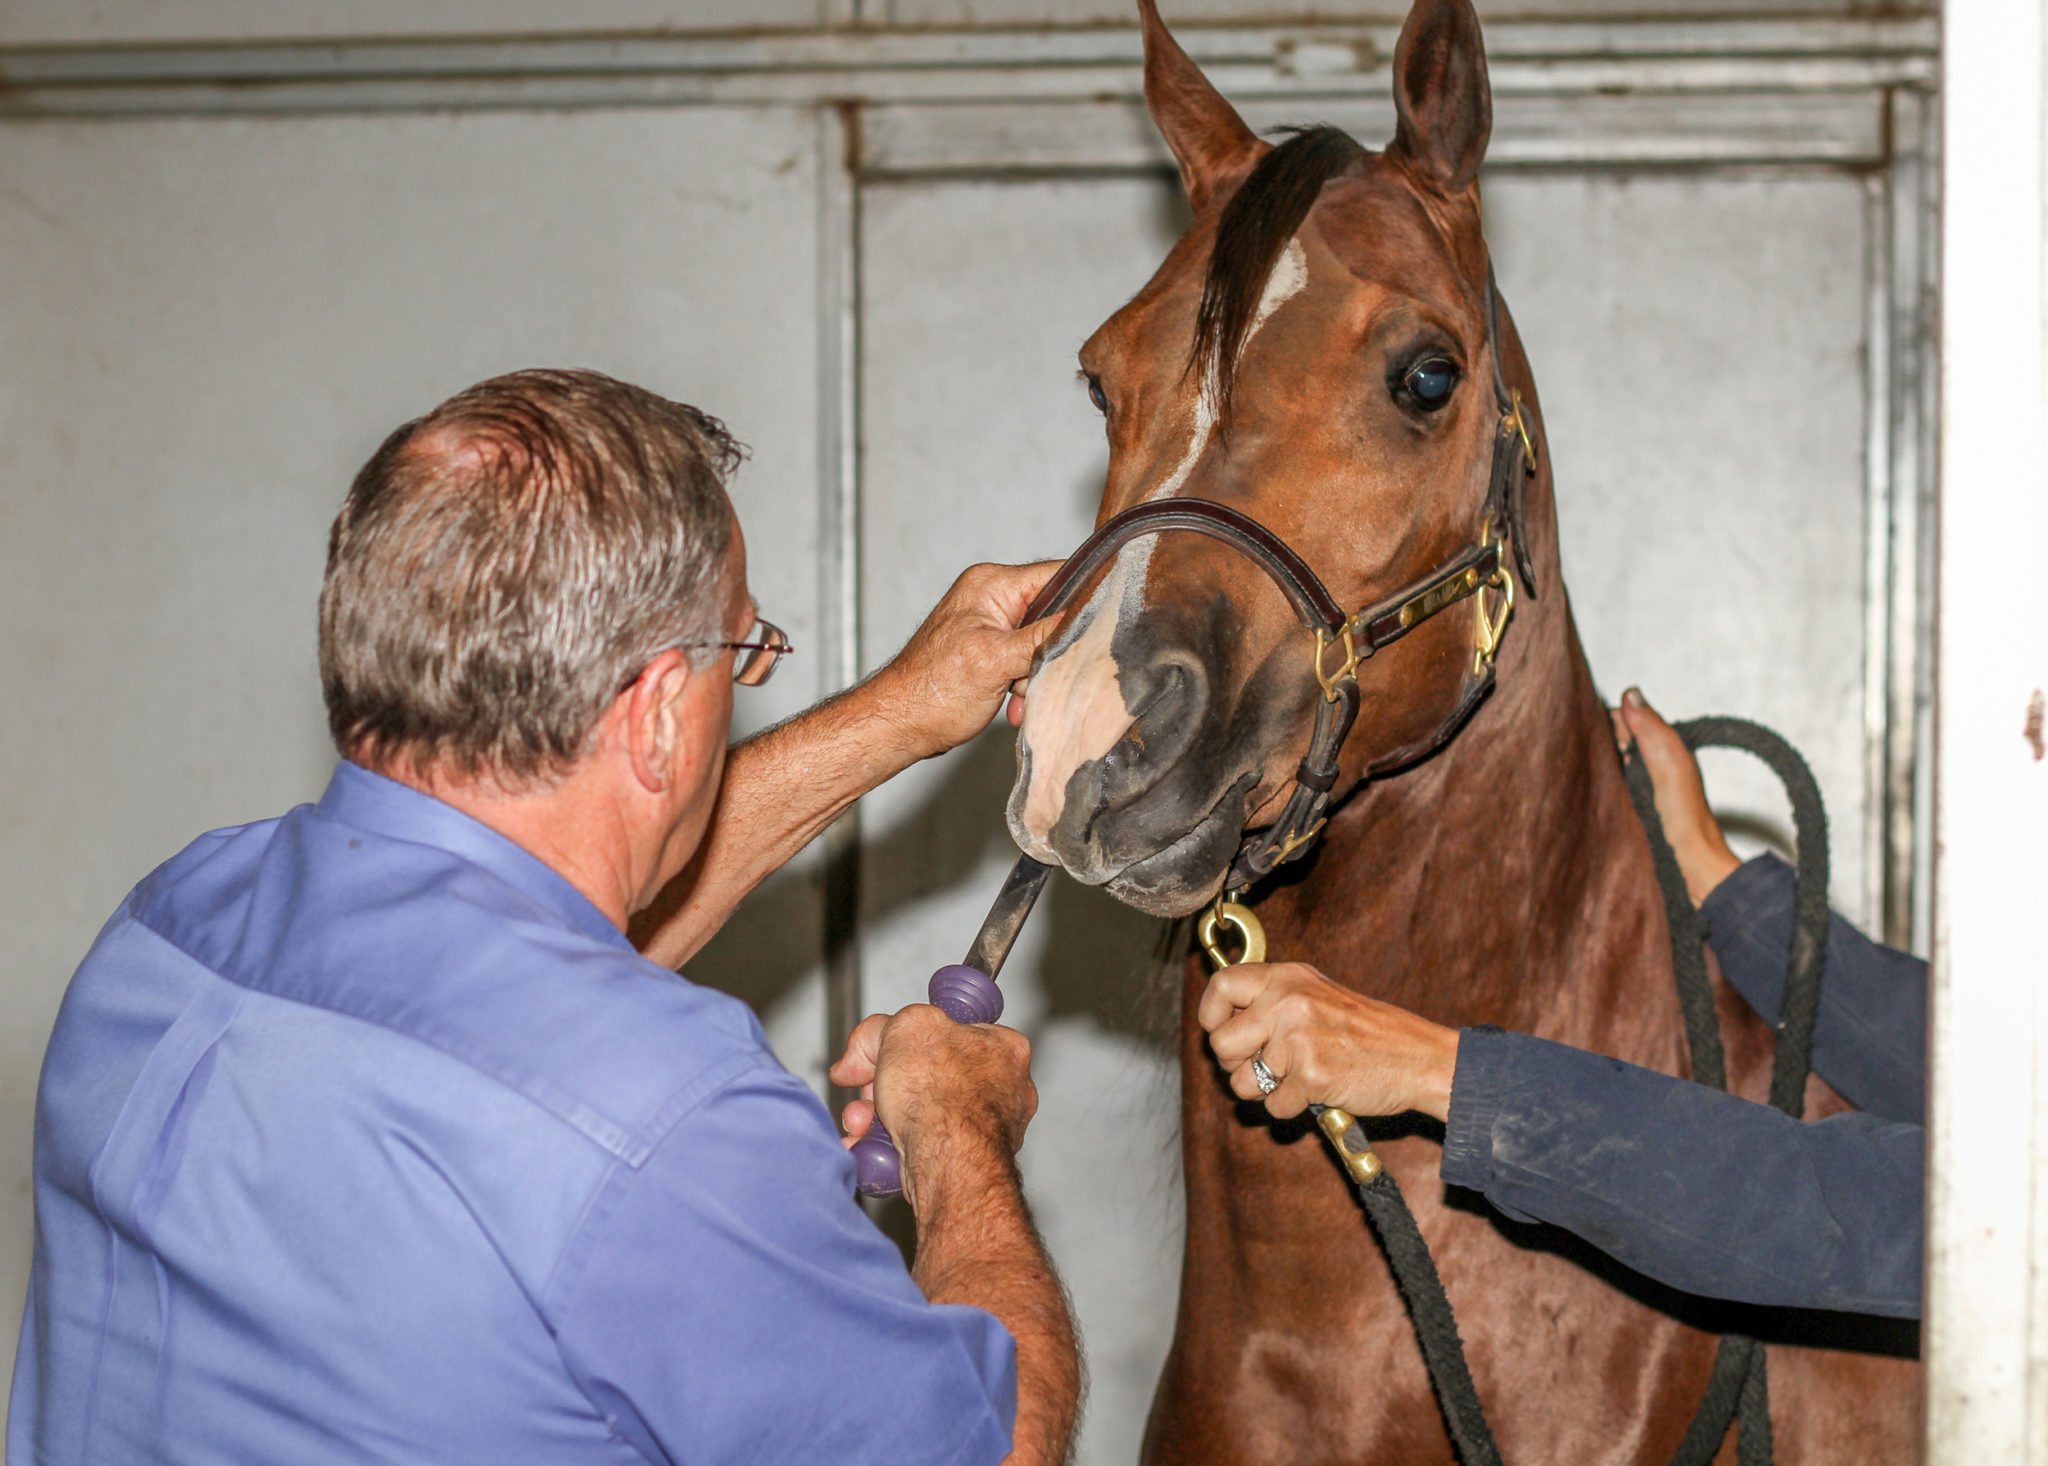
xmin=1328 ymin=716 xmax=1831 ymax=1466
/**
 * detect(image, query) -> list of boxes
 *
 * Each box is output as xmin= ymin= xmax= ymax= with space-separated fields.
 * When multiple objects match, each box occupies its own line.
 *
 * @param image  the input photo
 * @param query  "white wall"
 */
xmin=1925 ymin=0 xmax=2048 ymax=1455
xmin=0 ymin=104 xmax=830 ymax=1405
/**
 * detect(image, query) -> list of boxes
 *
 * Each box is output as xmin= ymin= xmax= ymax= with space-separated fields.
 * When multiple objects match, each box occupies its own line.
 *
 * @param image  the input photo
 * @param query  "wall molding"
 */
xmin=0 ymin=17 xmax=1934 ymax=118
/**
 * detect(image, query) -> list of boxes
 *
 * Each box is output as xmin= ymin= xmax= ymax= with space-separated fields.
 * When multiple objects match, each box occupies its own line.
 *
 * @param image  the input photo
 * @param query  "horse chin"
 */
xmin=1095 ymin=793 xmax=1246 ymax=918
xmin=1006 ymin=752 xmax=1258 ymax=918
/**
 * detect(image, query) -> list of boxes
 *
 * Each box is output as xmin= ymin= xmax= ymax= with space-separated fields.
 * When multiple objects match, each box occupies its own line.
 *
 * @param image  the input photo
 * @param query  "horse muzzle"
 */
xmin=1007 ymin=624 xmax=1277 ymax=916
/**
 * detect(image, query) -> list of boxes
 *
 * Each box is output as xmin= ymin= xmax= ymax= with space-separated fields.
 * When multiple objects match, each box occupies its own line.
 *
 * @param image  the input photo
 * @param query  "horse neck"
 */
xmin=1265 ymin=570 xmax=1682 ymax=1064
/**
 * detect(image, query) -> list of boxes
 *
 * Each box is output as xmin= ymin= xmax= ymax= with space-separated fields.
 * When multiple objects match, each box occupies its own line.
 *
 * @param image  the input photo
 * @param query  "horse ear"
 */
xmin=1388 ymin=0 xmax=1493 ymax=195
xmin=1138 ymin=0 xmax=1259 ymax=210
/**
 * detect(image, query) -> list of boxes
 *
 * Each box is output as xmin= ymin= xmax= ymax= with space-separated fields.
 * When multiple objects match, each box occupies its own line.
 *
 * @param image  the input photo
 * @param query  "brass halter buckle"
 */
xmin=1312 ymin=623 xmax=1363 ymax=703
xmin=1508 ymin=387 xmax=1538 ymax=472
xmin=1473 ymin=515 xmax=1517 ymax=676
xmin=1272 ymin=818 xmax=1327 ymax=866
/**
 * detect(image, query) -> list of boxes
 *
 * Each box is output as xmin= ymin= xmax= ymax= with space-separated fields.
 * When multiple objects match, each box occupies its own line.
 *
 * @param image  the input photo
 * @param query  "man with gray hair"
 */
xmin=10 ymin=369 xmax=1080 ymax=1464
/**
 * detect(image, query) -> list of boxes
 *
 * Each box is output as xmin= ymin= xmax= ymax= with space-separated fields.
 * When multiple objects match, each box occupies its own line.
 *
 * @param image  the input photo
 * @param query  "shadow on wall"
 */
xmin=858 ymin=690 xmax=1185 ymax=1052
xmin=683 ymin=860 xmax=824 ymax=1028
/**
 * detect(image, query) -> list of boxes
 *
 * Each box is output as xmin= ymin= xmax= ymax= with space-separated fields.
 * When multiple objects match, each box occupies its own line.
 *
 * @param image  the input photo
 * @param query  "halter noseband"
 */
xmin=1022 ymin=266 xmax=1539 ymax=895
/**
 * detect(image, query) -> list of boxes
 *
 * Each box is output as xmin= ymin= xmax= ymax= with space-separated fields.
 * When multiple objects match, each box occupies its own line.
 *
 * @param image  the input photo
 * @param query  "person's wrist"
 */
xmin=1405 ymin=1018 xmax=1460 ymax=1123
xmin=1677 ymin=833 xmax=1741 ymax=907
xmin=849 ymin=663 xmax=944 ymax=765
xmin=899 ymin=1110 xmax=1018 ymax=1222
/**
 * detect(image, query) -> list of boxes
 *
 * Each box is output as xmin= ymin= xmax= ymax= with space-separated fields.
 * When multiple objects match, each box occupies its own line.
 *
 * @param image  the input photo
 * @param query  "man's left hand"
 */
xmin=873 ymin=561 xmax=1061 ymax=759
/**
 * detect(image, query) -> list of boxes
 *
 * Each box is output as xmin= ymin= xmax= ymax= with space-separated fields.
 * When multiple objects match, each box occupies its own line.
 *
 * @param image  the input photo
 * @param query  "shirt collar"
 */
xmin=315 ymin=761 xmax=632 ymax=951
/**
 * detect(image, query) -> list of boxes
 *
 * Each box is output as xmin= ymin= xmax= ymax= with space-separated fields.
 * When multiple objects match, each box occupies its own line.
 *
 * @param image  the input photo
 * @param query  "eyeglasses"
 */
xmin=685 ymin=617 xmax=793 ymax=687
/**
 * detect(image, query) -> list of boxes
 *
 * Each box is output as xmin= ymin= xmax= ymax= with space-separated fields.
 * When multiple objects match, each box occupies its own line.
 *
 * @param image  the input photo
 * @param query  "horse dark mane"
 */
xmin=1189 ymin=125 xmax=1367 ymax=416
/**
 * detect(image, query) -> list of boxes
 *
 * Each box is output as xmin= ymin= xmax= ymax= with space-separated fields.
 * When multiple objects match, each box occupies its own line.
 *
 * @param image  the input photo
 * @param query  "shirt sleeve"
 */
xmin=545 ymin=1060 xmax=1016 ymax=1466
xmin=1441 ymin=1027 xmax=1922 ymax=1318
xmin=1699 ymin=853 xmax=1927 ymax=1124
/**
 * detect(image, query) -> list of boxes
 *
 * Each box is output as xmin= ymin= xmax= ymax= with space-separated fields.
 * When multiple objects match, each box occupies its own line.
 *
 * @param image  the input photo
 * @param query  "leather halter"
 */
xmin=1023 ymin=266 xmax=1539 ymax=894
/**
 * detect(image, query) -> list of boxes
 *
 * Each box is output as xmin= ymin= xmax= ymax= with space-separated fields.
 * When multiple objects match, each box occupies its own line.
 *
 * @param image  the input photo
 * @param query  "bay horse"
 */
xmin=1005 ymin=1 xmax=1920 ymax=1459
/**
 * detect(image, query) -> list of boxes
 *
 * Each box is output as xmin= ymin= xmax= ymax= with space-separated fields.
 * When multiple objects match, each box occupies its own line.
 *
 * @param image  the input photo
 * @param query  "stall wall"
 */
xmin=0 ymin=103 xmax=831 ymax=1406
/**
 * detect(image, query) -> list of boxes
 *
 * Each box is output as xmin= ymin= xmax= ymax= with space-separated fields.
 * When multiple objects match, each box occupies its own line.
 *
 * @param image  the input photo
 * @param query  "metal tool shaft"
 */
xmin=963 ymin=855 xmax=1052 ymax=978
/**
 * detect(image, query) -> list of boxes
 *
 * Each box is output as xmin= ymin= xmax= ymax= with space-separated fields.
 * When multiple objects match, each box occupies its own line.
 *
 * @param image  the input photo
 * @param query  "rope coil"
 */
xmin=1295 ymin=717 xmax=1831 ymax=1464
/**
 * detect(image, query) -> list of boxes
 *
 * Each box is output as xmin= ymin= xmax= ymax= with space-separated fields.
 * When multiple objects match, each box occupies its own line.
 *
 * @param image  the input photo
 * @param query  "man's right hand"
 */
xmin=829 ymin=1006 xmax=1038 ymax=1209
xmin=834 ymin=1006 xmax=1078 ymax=1464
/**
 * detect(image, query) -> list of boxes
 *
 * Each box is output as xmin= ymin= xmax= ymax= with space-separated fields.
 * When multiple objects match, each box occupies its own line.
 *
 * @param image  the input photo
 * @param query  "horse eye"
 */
xmin=1085 ymin=374 xmax=1109 ymax=415
xmin=1401 ymin=357 xmax=1459 ymax=412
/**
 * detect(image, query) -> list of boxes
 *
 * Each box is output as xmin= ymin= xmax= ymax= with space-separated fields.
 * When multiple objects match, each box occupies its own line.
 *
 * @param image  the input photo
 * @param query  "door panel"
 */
xmin=1488 ymin=172 xmax=1871 ymax=912
xmin=861 ymin=177 xmax=1192 ymax=1465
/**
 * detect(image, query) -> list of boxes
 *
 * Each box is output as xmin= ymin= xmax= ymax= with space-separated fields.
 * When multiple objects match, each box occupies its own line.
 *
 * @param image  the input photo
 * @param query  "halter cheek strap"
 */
xmin=1021 ymin=264 xmax=1539 ymax=894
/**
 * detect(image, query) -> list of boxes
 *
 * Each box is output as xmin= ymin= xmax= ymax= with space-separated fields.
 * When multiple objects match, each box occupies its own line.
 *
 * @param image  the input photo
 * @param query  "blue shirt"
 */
xmin=9 ymin=763 xmax=1015 ymax=1465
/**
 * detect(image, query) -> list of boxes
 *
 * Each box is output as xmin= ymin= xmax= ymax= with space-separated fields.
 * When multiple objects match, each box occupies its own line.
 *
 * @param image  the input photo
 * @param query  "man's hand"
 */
xmin=829 ymin=1006 xmax=1038 ymax=1210
xmin=871 ymin=562 xmax=1061 ymax=760
xmin=1198 ymin=961 xmax=1460 ymax=1123
xmin=1611 ymin=687 xmax=1741 ymax=905
xmin=832 ymin=1005 xmax=1076 ymax=1465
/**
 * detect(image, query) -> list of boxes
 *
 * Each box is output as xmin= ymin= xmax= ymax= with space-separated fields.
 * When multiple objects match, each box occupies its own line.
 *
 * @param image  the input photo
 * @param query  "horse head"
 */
xmin=1007 ymin=0 xmax=1547 ymax=918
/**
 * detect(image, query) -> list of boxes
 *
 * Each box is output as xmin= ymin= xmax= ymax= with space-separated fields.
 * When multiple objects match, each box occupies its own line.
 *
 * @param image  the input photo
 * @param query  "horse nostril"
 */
xmin=1103 ymin=652 xmax=1208 ymax=790
xmin=1033 ymin=643 xmax=1217 ymax=868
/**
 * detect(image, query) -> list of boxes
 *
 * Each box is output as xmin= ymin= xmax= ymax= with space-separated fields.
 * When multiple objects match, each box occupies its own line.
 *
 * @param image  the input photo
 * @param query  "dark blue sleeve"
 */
xmin=1441 ymin=1027 xmax=1922 ymax=1318
xmin=1700 ymin=854 xmax=1926 ymax=1124
xmin=545 ymin=1062 xmax=1016 ymax=1466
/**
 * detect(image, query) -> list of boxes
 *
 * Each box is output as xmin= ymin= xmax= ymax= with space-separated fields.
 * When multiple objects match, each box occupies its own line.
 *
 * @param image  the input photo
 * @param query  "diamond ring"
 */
xmin=1250 ymin=1050 xmax=1278 ymax=1096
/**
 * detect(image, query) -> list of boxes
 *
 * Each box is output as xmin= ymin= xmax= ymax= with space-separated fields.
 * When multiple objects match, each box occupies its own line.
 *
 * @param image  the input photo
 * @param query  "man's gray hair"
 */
xmin=319 ymin=368 xmax=742 ymax=784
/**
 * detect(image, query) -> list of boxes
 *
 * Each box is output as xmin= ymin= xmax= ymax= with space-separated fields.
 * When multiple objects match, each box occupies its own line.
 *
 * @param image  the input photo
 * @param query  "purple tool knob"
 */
xmin=849 ymin=964 xmax=1004 ymax=1198
xmin=928 ymin=964 xmax=1004 ymax=1025
xmin=852 ymin=1119 xmax=903 ymax=1198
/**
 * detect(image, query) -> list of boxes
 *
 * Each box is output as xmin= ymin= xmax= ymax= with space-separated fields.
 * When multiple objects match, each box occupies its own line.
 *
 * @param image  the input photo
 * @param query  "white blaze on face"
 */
xmin=1012 ymin=237 xmax=1310 ymax=857
xmin=1012 ymin=538 xmax=1154 ymax=858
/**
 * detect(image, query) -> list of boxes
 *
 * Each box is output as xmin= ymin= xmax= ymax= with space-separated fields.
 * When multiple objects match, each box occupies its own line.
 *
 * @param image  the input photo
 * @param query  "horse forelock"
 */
xmin=1188 ymin=125 xmax=1369 ymax=420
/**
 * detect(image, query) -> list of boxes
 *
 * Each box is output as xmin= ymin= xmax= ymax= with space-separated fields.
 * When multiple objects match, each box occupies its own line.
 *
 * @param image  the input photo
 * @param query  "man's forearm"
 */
xmin=633 ymin=674 xmax=924 ymax=969
xmin=910 ymin=1134 xmax=1081 ymax=1466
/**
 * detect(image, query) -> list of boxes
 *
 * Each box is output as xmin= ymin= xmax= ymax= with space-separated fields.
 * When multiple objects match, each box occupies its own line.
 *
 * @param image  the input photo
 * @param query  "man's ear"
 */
xmin=1387 ymin=0 xmax=1493 ymax=195
xmin=1138 ymin=0 xmax=1260 ymax=211
xmin=621 ymin=650 xmax=693 ymax=796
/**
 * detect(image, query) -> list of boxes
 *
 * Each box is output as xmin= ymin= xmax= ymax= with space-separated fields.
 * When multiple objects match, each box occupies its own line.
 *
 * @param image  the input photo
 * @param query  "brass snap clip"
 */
xmin=1472 ymin=516 xmax=1517 ymax=676
xmin=1198 ymin=896 xmax=1267 ymax=970
xmin=1198 ymin=896 xmax=1386 ymax=1185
